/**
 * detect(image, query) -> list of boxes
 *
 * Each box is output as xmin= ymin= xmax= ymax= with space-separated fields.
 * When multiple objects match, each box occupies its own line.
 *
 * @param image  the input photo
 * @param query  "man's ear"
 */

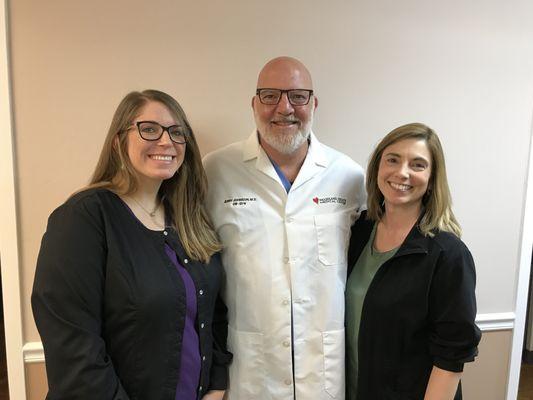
xmin=313 ymin=95 xmax=318 ymax=110
xmin=251 ymin=96 xmax=256 ymax=109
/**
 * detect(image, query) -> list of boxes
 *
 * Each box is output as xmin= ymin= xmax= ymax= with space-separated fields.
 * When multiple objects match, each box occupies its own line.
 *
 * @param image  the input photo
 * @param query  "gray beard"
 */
xmin=259 ymin=129 xmax=310 ymax=155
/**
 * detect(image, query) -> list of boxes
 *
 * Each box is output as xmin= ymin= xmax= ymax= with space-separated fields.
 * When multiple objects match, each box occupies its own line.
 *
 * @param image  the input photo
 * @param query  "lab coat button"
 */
xmin=283 ymin=257 xmax=290 ymax=263
xmin=284 ymin=379 xmax=292 ymax=385
xmin=283 ymin=340 xmax=290 ymax=347
xmin=286 ymin=217 xmax=294 ymax=223
xmin=282 ymin=299 xmax=289 ymax=305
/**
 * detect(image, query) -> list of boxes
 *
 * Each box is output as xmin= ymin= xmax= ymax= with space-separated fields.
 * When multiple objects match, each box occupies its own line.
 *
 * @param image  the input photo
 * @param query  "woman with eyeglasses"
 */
xmin=345 ymin=123 xmax=480 ymax=400
xmin=32 ymin=90 xmax=232 ymax=400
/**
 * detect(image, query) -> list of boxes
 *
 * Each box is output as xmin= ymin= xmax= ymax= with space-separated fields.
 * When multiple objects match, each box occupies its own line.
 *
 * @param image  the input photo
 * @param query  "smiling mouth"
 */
xmin=272 ymin=120 xmax=298 ymax=126
xmin=389 ymin=182 xmax=412 ymax=191
xmin=149 ymin=155 xmax=175 ymax=161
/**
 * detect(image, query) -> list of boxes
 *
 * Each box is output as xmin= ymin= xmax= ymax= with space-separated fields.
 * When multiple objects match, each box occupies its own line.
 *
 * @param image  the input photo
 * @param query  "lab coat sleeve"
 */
xmin=354 ymin=168 xmax=368 ymax=214
xmin=31 ymin=198 xmax=130 ymax=400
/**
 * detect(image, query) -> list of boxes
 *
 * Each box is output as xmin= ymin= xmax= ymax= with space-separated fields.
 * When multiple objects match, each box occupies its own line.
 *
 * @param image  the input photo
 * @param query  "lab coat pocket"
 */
xmin=315 ymin=213 xmax=349 ymax=266
xmin=322 ymin=328 xmax=345 ymax=398
xmin=227 ymin=326 xmax=264 ymax=398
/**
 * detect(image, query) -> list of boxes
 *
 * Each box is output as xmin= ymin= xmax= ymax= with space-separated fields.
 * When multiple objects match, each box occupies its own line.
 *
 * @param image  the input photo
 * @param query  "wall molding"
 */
xmin=23 ymin=311 xmax=516 ymax=364
xmin=23 ymin=342 xmax=45 ymax=364
xmin=476 ymin=312 xmax=515 ymax=332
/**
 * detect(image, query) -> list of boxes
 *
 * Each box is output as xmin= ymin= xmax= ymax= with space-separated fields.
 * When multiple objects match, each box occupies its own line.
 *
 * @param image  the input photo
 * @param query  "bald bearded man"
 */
xmin=203 ymin=57 xmax=366 ymax=400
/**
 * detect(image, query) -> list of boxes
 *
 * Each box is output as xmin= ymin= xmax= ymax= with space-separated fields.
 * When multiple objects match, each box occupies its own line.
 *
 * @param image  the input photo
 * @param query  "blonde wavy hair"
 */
xmin=366 ymin=122 xmax=461 ymax=237
xmin=86 ymin=89 xmax=221 ymax=262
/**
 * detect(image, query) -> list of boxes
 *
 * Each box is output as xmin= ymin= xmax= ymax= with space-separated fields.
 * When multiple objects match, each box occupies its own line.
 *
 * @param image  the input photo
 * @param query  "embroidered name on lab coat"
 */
xmin=224 ymin=197 xmax=257 ymax=206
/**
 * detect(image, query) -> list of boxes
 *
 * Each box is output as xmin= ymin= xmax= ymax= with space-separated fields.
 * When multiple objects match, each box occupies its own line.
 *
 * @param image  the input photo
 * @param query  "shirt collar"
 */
xmin=242 ymin=130 xmax=328 ymax=168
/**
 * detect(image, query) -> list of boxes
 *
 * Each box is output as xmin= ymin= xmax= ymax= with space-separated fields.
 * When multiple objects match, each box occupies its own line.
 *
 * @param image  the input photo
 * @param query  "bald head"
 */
xmin=257 ymin=56 xmax=314 ymax=90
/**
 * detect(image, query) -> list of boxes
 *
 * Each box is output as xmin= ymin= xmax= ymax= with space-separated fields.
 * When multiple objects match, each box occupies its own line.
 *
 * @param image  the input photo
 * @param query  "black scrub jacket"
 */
xmin=32 ymin=188 xmax=232 ymax=400
xmin=347 ymin=211 xmax=481 ymax=400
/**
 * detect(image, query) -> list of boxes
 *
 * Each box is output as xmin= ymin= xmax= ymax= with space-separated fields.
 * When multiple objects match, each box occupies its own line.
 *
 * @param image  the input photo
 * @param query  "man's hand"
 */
xmin=202 ymin=390 xmax=225 ymax=400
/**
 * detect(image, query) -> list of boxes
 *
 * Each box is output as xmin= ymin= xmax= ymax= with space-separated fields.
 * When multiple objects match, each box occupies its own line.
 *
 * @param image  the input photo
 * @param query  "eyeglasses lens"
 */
xmin=259 ymin=90 xmax=281 ymax=105
xmin=167 ymin=126 xmax=186 ymax=143
xmin=288 ymin=90 xmax=311 ymax=105
xmin=138 ymin=122 xmax=162 ymax=140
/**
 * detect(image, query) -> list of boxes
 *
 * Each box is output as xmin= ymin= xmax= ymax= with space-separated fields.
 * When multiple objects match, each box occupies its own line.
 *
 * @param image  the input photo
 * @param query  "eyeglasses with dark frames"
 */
xmin=256 ymin=88 xmax=314 ymax=106
xmin=126 ymin=121 xmax=189 ymax=144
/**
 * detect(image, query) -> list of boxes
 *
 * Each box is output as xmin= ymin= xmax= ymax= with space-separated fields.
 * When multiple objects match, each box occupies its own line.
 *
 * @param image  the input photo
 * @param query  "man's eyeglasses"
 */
xmin=256 ymin=88 xmax=314 ymax=106
xmin=127 ymin=121 xmax=188 ymax=144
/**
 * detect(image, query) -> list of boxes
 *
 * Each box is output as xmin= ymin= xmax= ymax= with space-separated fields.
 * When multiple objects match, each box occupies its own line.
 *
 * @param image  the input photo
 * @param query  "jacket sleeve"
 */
xmin=31 ymin=198 xmax=130 ymax=400
xmin=347 ymin=210 xmax=373 ymax=276
xmin=208 ymin=254 xmax=233 ymax=390
xmin=428 ymin=238 xmax=481 ymax=372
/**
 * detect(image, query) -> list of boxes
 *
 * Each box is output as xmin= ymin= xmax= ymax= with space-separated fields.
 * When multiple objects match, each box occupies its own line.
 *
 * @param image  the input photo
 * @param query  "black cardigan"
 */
xmin=347 ymin=211 xmax=480 ymax=400
xmin=32 ymin=188 xmax=232 ymax=400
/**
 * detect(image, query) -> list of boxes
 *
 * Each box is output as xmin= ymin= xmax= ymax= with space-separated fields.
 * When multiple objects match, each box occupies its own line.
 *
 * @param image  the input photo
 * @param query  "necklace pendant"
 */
xmin=129 ymin=195 xmax=160 ymax=219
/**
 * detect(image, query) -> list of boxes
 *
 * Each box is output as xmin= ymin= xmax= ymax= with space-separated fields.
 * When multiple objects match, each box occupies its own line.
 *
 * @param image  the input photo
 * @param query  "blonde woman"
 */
xmin=32 ymin=90 xmax=231 ymax=400
xmin=346 ymin=123 xmax=480 ymax=400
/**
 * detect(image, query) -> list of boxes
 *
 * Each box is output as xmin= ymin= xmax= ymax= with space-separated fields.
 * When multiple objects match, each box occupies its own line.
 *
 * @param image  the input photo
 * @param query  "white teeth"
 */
xmin=390 ymin=182 xmax=411 ymax=191
xmin=150 ymin=155 xmax=173 ymax=161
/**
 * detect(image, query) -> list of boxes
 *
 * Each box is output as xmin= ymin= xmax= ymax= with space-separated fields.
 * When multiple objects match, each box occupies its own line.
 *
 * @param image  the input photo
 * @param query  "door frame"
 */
xmin=507 ymin=115 xmax=533 ymax=399
xmin=0 ymin=0 xmax=28 ymax=397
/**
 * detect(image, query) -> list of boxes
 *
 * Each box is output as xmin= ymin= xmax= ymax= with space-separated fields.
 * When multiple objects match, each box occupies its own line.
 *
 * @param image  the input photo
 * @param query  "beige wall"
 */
xmin=463 ymin=330 xmax=512 ymax=400
xmin=25 ymin=363 xmax=47 ymax=400
xmin=6 ymin=0 xmax=533 ymax=397
xmin=10 ymin=4 xmax=533 ymax=339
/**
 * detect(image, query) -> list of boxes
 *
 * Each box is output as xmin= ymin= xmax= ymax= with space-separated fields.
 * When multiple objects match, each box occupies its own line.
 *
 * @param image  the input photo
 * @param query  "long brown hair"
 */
xmin=88 ymin=89 xmax=221 ymax=262
xmin=366 ymin=122 xmax=461 ymax=237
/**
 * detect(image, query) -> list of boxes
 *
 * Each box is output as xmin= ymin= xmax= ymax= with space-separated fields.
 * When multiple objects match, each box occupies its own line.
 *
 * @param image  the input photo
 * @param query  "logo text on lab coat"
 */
xmin=312 ymin=196 xmax=347 ymax=205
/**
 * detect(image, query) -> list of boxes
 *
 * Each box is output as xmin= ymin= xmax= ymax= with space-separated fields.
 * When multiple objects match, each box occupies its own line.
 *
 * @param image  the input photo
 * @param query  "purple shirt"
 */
xmin=120 ymin=199 xmax=202 ymax=398
xmin=165 ymin=244 xmax=201 ymax=400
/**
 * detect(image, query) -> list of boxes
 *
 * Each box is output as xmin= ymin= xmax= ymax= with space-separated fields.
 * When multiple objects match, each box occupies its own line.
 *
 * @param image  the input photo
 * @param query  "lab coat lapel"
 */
xmin=242 ymin=131 xmax=288 ymax=185
xmin=290 ymin=132 xmax=328 ymax=191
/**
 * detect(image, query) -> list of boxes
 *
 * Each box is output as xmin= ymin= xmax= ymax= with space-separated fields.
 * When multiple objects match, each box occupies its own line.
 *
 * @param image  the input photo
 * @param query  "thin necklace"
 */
xmin=130 ymin=195 xmax=160 ymax=218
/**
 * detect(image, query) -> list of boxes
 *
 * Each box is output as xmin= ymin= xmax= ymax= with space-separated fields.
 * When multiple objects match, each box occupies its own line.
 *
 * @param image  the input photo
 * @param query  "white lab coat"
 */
xmin=203 ymin=132 xmax=366 ymax=400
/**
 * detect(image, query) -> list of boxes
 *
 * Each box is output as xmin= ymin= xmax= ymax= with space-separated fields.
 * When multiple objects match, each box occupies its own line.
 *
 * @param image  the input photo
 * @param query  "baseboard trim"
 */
xmin=23 ymin=312 xmax=515 ymax=364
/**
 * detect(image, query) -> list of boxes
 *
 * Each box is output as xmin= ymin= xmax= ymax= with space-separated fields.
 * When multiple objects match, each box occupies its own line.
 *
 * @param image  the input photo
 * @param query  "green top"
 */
xmin=345 ymin=223 xmax=398 ymax=400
